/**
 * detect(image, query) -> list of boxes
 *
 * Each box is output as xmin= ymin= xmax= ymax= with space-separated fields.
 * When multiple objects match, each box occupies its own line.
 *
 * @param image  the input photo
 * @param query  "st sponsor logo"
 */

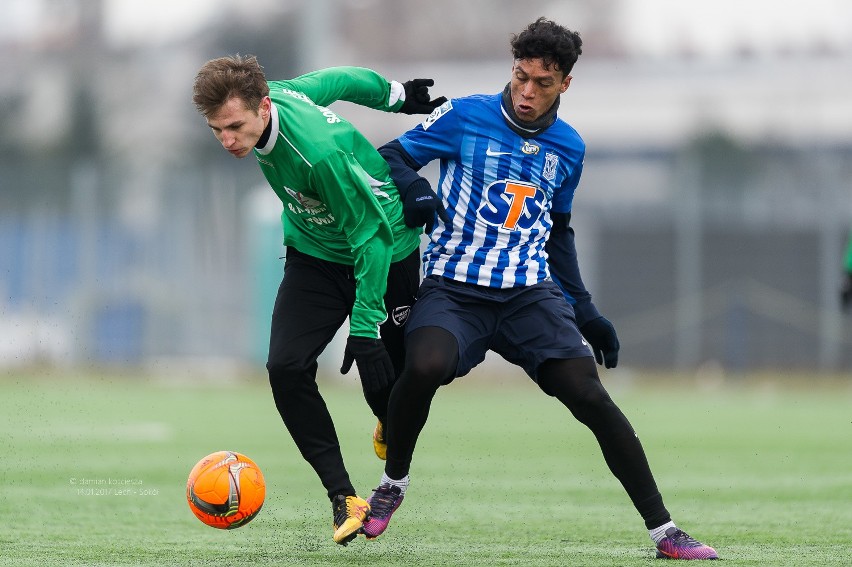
xmin=477 ymin=179 xmax=544 ymax=230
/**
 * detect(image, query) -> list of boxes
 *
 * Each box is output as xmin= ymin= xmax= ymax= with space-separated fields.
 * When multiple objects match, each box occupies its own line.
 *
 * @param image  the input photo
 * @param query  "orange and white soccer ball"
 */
xmin=186 ymin=451 xmax=265 ymax=529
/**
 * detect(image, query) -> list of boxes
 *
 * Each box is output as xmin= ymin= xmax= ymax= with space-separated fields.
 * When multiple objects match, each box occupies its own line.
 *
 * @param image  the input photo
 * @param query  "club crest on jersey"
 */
xmin=478 ymin=179 xmax=544 ymax=230
xmin=542 ymin=152 xmax=559 ymax=181
xmin=284 ymin=187 xmax=322 ymax=209
xmin=391 ymin=305 xmax=411 ymax=326
xmin=422 ymin=100 xmax=452 ymax=130
xmin=521 ymin=141 xmax=540 ymax=155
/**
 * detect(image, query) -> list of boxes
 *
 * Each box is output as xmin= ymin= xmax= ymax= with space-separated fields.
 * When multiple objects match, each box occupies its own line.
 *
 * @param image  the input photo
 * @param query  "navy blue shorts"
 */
xmin=406 ymin=276 xmax=594 ymax=381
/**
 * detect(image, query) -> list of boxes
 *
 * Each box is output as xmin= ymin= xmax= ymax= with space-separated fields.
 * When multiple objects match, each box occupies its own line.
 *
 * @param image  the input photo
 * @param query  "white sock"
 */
xmin=649 ymin=521 xmax=677 ymax=544
xmin=380 ymin=472 xmax=409 ymax=495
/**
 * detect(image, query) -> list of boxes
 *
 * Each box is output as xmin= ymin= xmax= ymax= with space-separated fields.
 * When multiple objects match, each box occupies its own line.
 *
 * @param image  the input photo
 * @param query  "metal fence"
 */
xmin=2 ymin=143 xmax=850 ymax=372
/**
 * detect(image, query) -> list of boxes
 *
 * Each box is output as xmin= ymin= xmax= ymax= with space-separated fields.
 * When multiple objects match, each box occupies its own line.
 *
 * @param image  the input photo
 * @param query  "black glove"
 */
xmin=579 ymin=316 xmax=620 ymax=369
xmin=399 ymin=79 xmax=448 ymax=114
xmin=340 ymin=336 xmax=394 ymax=392
xmin=842 ymin=272 xmax=852 ymax=311
xmin=401 ymin=178 xmax=450 ymax=232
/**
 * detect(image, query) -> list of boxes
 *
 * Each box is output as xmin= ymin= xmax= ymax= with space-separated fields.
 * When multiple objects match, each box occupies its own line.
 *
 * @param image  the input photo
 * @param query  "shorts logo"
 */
xmin=391 ymin=305 xmax=411 ymax=326
xmin=422 ymin=100 xmax=452 ymax=130
xmin=543 ymin=152 xmax=559 ymax=181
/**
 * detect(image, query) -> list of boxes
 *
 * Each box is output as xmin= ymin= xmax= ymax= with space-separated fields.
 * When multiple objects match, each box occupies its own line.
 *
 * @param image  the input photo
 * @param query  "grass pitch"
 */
xmin=2 ymin=369 xmax=850 ymax=566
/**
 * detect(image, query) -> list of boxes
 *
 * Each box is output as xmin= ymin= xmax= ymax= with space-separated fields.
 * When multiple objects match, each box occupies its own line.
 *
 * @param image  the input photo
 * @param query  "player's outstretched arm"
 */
xmin=546 ymin=211 xmax=620 ymax=368
xmin=273 ymin=67 xmax=444 ymax=115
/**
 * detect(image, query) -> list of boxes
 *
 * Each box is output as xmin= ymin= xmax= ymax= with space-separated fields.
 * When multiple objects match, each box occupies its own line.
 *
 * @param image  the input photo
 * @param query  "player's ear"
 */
xmin=560 ymin=75 xmax=572 ymax=93
xmin=259 ymin=96 xmax=272 ymax=119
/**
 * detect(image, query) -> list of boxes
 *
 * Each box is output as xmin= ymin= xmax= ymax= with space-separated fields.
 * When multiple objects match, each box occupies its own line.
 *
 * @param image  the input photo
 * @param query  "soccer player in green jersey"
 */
xmin=192 ymin=55 xmax=445 ymax=545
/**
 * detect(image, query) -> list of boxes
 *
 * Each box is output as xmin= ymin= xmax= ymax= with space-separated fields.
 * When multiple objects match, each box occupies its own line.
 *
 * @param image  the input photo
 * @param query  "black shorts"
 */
xmin=405 ymin=276 xmax=593 ymax=380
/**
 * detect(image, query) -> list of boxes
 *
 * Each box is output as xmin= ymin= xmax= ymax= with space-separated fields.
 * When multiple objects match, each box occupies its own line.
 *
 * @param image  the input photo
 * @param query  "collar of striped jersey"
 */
xmin=255 ymin=101 xmax=279 ymax=155
xmin=500 ymin=82 xmax=560 ymax=139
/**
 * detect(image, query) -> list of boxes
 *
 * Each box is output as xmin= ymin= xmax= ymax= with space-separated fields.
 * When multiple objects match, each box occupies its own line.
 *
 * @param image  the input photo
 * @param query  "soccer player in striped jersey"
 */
xmin=361 ymin=19 xmax=718 ymax=560
xmin=192 ymin=55 xmax=445 ymax=545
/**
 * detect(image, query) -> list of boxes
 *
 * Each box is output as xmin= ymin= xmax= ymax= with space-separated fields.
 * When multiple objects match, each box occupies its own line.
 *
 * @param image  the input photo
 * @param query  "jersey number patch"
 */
xmin=478 ymin=180 xmax=544 ymax=230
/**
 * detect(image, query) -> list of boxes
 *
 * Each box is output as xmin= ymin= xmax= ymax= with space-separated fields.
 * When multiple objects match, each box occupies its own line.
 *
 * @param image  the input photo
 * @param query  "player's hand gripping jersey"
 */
xmin=254 ymin=67 xmax=421 ymax=338
xmin=395 ymin=93 xmax=595 ymax=309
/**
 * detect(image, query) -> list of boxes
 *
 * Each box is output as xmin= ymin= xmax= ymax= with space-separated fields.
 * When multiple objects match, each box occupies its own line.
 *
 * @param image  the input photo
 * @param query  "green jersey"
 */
xmin=253 ymin=67 xmax=421 ymax=338
xmin=845 ymin=233 xmax=852 ymax=273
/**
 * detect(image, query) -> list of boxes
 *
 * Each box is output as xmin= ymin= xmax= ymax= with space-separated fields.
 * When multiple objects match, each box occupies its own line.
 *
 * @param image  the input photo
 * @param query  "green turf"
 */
xmin=2 ymin=370 xmax=850 ymax=566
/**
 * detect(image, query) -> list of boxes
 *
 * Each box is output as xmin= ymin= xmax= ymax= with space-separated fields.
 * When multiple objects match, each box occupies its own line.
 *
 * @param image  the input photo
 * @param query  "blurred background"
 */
xmin=2 ymin=0 xmax=851 ymax=378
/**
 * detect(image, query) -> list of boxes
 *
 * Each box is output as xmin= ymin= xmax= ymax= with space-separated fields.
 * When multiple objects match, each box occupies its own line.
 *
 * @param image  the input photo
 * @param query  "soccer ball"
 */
xmin=186 ymin=451 xmax=266 ymax=529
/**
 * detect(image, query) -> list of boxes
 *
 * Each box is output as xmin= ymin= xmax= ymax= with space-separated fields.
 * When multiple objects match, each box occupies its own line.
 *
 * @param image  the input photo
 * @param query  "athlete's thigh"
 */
xmin=404 ymin=325 xmax=459 ymax=386
xmin=268 ymin=248 xmax=351 ymax=368
xmin=380 ymin=248 xmax=421 ymax=376
xmin=405 ymin=276 xmax=498 ymax=378
xmin=492 ymin=280 xmax=593 ymax=380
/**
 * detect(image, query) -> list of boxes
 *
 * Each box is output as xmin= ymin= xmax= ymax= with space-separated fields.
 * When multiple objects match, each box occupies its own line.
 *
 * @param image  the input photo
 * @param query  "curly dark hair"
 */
xmin=510 ymin=17 xmax=583 ymax=75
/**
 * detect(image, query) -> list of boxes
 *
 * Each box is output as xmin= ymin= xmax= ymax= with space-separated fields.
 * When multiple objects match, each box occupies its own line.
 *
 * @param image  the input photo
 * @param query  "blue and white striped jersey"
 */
xmin=398 ymin=93 xmax=585 ymax=289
